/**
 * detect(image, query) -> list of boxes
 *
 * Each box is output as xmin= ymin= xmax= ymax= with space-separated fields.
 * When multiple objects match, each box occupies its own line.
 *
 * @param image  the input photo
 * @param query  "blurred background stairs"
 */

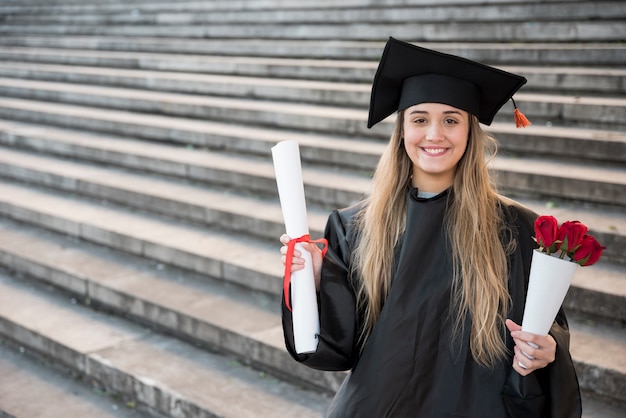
xmin=0 ymin=0 xmax=624 ymax=416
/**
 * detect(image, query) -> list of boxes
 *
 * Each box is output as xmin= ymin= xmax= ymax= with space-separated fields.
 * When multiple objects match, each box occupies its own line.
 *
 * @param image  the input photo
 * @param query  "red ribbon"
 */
xmin=284 ymin=234 xmax=328 ymax=312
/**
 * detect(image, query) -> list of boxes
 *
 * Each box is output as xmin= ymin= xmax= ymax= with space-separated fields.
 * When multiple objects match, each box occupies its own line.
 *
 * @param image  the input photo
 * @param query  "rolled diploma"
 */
xmin=271 ymin=140 xmax=320 ymax=354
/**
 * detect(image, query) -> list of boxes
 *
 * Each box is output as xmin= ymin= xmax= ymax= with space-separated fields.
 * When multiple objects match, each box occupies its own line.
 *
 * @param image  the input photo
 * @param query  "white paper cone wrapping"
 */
xmin=521 ymin=249 xmax=578 ymax=336
xmin=271 ymin=140 xmax=319 ymax=354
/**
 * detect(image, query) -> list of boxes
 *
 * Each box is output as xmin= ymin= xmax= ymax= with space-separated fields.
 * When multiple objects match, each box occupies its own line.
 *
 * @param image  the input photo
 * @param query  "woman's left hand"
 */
xmin=505 ymin=319 xmax=556 ymax=376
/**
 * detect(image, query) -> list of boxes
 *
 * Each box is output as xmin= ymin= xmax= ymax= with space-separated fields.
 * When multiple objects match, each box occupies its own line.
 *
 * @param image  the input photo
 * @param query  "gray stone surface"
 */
xmin=0 ymin=340 xmax=150 ymax=418
xmin=0 ymin=272 xmax=331 ymax=417
xmin=0 ymin=0 xmax=624 ymax=415
xmin=0 ymin=38 xmax=624 ymax=65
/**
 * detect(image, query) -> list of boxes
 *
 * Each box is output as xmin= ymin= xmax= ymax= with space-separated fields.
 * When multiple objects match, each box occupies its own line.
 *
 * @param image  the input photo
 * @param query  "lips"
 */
xmin=421 ymin=147 xmax=448 ymax=156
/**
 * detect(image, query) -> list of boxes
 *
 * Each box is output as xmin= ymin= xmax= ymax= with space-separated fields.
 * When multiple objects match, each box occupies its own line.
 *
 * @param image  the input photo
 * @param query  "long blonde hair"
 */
xmin=353 ymin=111 xmax=512 ymax=368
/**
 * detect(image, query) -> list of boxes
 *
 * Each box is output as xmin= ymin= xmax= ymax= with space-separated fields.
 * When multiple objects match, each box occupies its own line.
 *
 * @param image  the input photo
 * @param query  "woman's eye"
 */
xmin=413 ymin=118 xmax=427 ymax=124
xmin=444 ymin=118 xmax=458 ymax=125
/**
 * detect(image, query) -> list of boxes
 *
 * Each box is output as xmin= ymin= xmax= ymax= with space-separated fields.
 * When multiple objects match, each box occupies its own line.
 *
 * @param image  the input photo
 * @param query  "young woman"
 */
xmin=280 ymin=37 xmax=581 ymax=417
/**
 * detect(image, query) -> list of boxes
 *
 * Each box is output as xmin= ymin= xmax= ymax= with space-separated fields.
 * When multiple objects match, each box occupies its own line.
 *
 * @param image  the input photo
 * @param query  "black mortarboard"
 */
xmin=367 ymin=37 xmax=528 ymax=128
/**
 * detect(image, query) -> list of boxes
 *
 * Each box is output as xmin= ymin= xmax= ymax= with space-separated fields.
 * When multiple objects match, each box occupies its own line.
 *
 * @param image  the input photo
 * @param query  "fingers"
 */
xmin=507 ymin=319 xmax=556 ymax=375
xmin=279 ymin=234 xmax=306 ymax=271
xmin=511 ymin=333 xmax=555 ymax=360
xmin=513 ymin=345 xmax=547 ymax=375
xmin=505 ymin=319 xmax=521 ymax=333
xmin=513 ymin=347 xmax=532 ymax=376
xmin=278 ymin=235 xmax=324 ymax=281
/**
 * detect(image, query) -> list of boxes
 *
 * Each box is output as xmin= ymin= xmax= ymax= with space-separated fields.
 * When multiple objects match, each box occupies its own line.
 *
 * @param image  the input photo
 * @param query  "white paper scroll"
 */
xmin=271 ymin=140 xmax=320 ymax=354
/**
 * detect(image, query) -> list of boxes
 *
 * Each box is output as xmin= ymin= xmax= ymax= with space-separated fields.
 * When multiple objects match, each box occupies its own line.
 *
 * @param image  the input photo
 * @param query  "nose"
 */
xmin=425 ymin=123 xmax=444 ymax=141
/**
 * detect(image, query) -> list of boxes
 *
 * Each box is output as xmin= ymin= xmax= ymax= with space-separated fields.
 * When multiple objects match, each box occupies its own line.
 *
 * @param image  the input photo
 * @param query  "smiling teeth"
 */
xmin=425 ymin=148 xmax=446 ymax=154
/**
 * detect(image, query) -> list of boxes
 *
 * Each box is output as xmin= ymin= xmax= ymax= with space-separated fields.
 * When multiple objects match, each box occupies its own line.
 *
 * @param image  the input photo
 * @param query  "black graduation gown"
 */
xmin=282 ymin=189 xmax=582 ymax=418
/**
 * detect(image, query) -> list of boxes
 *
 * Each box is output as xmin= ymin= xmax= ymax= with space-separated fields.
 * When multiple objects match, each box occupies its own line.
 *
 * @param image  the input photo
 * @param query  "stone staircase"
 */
xmin=0 ymin=0 xmax=624 ymax=416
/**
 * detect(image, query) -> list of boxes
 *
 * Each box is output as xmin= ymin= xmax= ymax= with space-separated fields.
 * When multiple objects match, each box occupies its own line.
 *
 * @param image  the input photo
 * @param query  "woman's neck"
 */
xmin=411 ymin=176 xmax=452 ymax=194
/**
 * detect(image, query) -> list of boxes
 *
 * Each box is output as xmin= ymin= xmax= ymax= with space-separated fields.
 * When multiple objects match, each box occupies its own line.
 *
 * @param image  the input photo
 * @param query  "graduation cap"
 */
xmin=367 ymin=37 xmax=530 ymax=128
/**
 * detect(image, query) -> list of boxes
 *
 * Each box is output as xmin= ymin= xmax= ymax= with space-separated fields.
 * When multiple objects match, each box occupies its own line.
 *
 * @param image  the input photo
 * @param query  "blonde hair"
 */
xmin=353 ymin=111 xmax=512 ymax=368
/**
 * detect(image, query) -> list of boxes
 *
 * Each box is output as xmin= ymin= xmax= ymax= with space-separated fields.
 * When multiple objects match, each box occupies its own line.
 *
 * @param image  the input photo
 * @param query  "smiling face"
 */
xmin=402 ymin=103 xmax=470 ymax=193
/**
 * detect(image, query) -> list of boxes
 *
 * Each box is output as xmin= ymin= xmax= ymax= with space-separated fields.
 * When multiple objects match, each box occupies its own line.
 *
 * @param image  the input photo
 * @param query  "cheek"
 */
xmin=402 ymin=134 xmax=418 ymax=158
xmin=401 ymin=125 xmax=423 ymax=146
xmin=458 ymin=138 xmax=469 ymax=154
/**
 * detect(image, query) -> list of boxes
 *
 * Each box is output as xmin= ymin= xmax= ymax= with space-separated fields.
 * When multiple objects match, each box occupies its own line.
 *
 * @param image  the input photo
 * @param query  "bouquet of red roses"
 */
xmin=534 ymin=215 xmax=605 ymax=266
xmin=521 ymin=216 xmax=606 ymax=337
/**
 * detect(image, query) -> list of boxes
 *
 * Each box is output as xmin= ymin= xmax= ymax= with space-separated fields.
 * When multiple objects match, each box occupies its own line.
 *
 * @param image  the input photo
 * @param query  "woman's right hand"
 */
xmin=280 ymin=234 xmax=323 ymax=291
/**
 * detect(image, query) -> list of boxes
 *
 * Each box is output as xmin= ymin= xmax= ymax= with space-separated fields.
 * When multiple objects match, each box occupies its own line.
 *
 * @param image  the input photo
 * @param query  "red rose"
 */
xmin=534 ymin=215 xmax=558 ymax=252
xmin=557 ymin=221 xmax=588 ymax=254
xmin=572 ymin=235 xmax=606 ymax=266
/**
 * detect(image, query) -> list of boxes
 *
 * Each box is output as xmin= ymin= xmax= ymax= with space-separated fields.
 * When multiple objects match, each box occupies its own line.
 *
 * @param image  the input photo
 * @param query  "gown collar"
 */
xmin=408 ymin=186 xmax=450 ymax=202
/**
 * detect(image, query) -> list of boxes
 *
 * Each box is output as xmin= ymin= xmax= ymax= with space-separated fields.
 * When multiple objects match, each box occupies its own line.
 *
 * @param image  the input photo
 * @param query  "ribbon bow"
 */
xmin=283 ymin=234 xmax=328 ymax=311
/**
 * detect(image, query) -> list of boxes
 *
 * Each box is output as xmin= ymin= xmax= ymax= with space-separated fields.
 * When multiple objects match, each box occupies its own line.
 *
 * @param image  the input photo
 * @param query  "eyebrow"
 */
xmin=408 ymin=109 xmax=463 ymax=115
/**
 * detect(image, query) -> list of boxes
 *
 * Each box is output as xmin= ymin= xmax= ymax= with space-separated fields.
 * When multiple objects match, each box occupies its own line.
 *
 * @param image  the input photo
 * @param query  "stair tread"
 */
xmin=0 ymin=134 xmax=370 ymax=196
xmin=0 ymin=272 xmax=329 ymax=417
xmin=0 ymin=20 xmax=622 ymax=43
xmin=1 ymin=61 xmax=625 ymax=88
xmin=0 ymin=341 xmax=149 ymax=418
xmin=0 ymin=216 xmax=345 ymax=390
xmin=0 ymin=121 xmax=622 ymax=195
xmin=1 ymin=38 xmax=624 ymax=64
xmin=0 ymin=61 xmax=371 ymax=92
xmin=2 ymin=48 xmax=626 ymax=77
xmin=0 ymin=95 xmax=624 ymax=148
xmin=0 ymin=215 xmax=623 ymax=391
xmin=1 ymin=104 xmax=622 ymax=156
xmin=491 ymin=156 xmax=626 ymax=184
xmin=0 ymin=0 xmax=617 ymax=14
xmin=0 ymin=120 xmax=624 ymax=238
xmin=2 ymin=36 xmax=624 ymax=50
xmin=0 ymin=166 xmax=624 ymax=309
xmin=0 ymin=220 xmax=284 ymax=349
xmin=0 ymin=180 xmax=284 ymax=291
xmin=0 ymin=0 xmax=625 ymax=412
xmin=7 ymin=1 xmax=625 ymax=24
xmin=570 ymin=315 xmax=626 ymax=374
xmin=0 ymin=98 xmax=384 ymax=154
xmin=1 ymin=213 xmax=625 ymax=390
xmin=3 ymin=77 xmax=626 ymax=112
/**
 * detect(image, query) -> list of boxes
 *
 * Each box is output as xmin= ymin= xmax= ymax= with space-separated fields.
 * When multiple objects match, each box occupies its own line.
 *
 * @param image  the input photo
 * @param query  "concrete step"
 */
xmin=0 ymin=98 xmax=386 ymax=172
xmin=0 ymin=338 xmax=151 ymax=418
xmin=0 ymin=61 xmax=623 ymax=107
xmin=0 ymin=0 xmax=457 ymax=15
xmin=0 ymin=63 xmax=374 ymax=108
xmin=1 ymin=20 xmax=623 ymax=43
xmin=1 ymin=0 xmax=608 ymax=15
xmin=0 ymin=47 xmax=384 ymax=83
xmin=0 ymin=180 xmax=285 ymax=296
xmin=568 ymin=312 xmax=626 ymax=412
xmin=5 ymin=1 xmax=624 ymax=25
xmin=0 ymin=100 xmax=624 ymax=212
xmin=1 ymin=117 xmax=625 ymax=213
xmin=0 ymin=143 xmax=336 ymax=239
xmin=0 ymin=218 xmax=345 ymax=396
xmin=0 ymin=97 xmax=624 ymax=170
xmin=0 ymin=0 xmax=622 ymax=413
xmin=0 ymin=270 xmax=332 ymax=418
xmin=0 ymin=58 xmax=624 ymax=98
xmin=491 ymin=156 xmax=626 ymax=207
xmin=0 ymin=217 xmax=623 ymax=413
xmin=0 ymin=38 xmax=624 ymax=66
xmin=0 ymin=77 xmax=624 ymax=135
xmin=0 ymin=136 xmax=625 ymax=294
